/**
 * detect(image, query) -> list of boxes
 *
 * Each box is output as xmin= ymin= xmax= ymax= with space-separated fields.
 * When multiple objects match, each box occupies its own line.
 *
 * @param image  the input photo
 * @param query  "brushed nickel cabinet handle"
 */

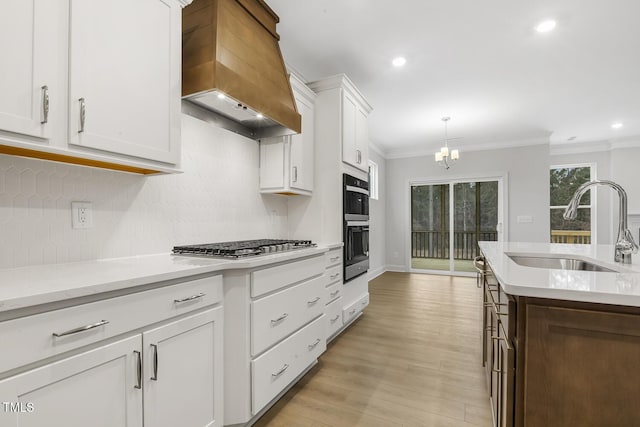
xmin=174 ymin=292 xmax=205 ymax=303
xmin=292 ymin=166 xmax=298 ymax=183
xmin=349 ymin=309 xmax=356 ymax=315
xmin=134 ymin=350 xmax=142 ymax=389
xmin=52 ymin=320 xmax=109 ymax=337
xmin=307 ymin=296 xmax=321 ymax=305
xmin=330 ymin=256 xmax=340 ymax=262
xmin=78 ymin=97 xmax=86 ymax=133
xmin=41 ymin=85 xmax=49 ymax=124
xmin=330 ymin=314 xmax=340 ymax=322
xmin=271 ymin=364 xmax=289 ymax=377
xmin=271 ymin=313 xmax=289 ymax=324
xmin=308 ymin=338 xmax=321 ymax=350
xmin=330 ymin=273 xmax=340 ymax=279
xmin=330 ymin=290 xmax=340 ymax=297
xmin=150 ymin=344 xmax=158 ymax=381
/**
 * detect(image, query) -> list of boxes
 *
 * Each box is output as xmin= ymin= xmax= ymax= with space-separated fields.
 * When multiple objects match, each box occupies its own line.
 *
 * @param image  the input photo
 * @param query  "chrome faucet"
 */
xmin=563 ymin=180 xmax=638 ymax=264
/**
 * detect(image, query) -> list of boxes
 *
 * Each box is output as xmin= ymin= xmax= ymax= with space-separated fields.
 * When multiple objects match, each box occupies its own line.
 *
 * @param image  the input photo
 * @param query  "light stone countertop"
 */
xmin=478 ymin=241 xmax=640 ymax=307
xmin=0 ymin=245 xmax=333 ymax=314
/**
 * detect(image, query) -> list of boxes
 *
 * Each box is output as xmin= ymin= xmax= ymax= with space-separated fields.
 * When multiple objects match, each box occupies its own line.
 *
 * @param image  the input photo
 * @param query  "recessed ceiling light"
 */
xmin=217 ymin=93 xmax=226 ymax=100
xmin=392 ymin=57 xmax=406 ymax=67
xmin=535 ymin=20 xmax=557 ymax=33
xmin=256 ymin=113 xmax=264 ymax=119
xmin=611 ymin=122 xmax=623 ymax=129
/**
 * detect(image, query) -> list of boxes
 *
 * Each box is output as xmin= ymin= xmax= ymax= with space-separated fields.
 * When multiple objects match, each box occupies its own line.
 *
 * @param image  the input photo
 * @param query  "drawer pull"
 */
xmin=271 ymin=313 xmax=289 ymax=324
xmin=330 ymin=273 xmax=340 ymax=280
xmin=52 ymin=319 xmax=109 ymax=337
xmin=271 ymin=364 xmax=289 ymax=378
xmin=150 ymin=344 xmax=158 ymax=381
xmin=174 ymin=292 xmax=205 ymax=303
xmin=330 ymin=290 xmax=340 ymax=297
xmin=134 ymin=350 xmax=142 ymax=390
xmin=307 ymin=296 xmax=321 ymax=305
xmin=330 ymin=314 xmax=340 ymax=322
xmin=349 ymin=309 xmax=356 ymax=315
xmin=308 ymin=338 xmax=321 ymax=350
xmin=330 ymin=256 xmax=340 ymax=262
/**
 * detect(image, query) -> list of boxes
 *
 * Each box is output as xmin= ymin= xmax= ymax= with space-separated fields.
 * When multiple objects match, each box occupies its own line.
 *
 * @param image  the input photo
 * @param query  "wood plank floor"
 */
xmin=254 ymin=272 xmax=492 ymax=427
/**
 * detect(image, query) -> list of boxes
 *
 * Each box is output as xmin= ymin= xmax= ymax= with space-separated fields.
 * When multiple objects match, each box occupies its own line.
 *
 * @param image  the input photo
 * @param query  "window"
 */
xmin=368 ymin=160 xmax=379 ymax=200
xmin=550 ymin=164 xmax=594 ymax=244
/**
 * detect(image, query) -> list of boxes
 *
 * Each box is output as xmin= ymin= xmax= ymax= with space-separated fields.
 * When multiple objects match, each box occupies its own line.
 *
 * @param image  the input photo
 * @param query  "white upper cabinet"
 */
xmin=260 ymin=74 xmax=316 ymax=196
xmin=68 ymin=0 xmax=181 ymax=165
xmin=0 ymin=0 xmax=188 ymax=174
xmin=342 ymin=91 xmax=369 ymax=172
xmin=0 ymin=0 xmax=59 ymax=141
xmin=308 ymin=74 xmax=372 ymax=175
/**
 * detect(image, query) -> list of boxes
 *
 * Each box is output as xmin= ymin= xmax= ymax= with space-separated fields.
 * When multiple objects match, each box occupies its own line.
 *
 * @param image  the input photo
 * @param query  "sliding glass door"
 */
xmin=411 ymin=178 xmax=502 ymax=275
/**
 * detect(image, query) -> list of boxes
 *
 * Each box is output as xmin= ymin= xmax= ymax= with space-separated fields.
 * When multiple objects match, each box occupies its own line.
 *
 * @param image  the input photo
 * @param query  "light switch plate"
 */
xmin=71 ymin=202 xmax=93 ymax=229
xmin=517 ymin=215 xmax=533 ymax=224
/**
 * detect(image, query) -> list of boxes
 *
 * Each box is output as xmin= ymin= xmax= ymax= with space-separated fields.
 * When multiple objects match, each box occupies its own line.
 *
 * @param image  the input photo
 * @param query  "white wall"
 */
xmin=368 ymin=149 xmax=386 ymax=279
xmin=385 ymin=145 xmax=550 ymax=270
xmin=0 ymin=114 xmax=288 ymax=269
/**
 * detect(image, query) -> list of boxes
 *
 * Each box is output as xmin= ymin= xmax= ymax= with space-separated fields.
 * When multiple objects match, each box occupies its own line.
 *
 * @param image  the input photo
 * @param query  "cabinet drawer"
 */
xmin=251 ymin=315 xmax=326 ymax=414
xmin=325 ymin=281 xmax=342 ymax=305
xmin=343 ymin=293 xmax=369 ymax=325
xmin=0 ymin=274 xmax=223 ymax=374
xmin=325 ymin=264 xmax=342 ymax=286
xmin=251 ymin=255 xmax=325 ymax=298
xmin=325 ymin=249 xmax=342 ymax=267
xmin=251 ymin=276 xmax=324 ymax=356
xmin=325 ymin=297 xmax=343 ymax=338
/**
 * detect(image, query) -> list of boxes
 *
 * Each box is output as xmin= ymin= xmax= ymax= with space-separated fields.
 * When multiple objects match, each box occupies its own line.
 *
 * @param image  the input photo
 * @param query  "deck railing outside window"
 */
xmin=411 ymin=231 xmax=498 ymax=260
xmin=550 ymin=230 xmax=591 ymax=244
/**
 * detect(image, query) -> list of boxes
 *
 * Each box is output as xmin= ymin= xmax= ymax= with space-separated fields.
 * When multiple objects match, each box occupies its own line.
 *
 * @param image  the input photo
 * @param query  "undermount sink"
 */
xmin=508 ymin=255 xmax=618 ymax=273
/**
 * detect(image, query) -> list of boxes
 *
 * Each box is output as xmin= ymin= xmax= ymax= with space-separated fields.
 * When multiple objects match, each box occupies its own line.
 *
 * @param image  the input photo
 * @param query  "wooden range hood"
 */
xmin=182 ymin=0 xmax=301 ymax=138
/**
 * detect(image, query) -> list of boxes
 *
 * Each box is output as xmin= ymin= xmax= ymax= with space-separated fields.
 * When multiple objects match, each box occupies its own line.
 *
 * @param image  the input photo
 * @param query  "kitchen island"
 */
xmin=478 ymin=241 xmax=640 ymax=427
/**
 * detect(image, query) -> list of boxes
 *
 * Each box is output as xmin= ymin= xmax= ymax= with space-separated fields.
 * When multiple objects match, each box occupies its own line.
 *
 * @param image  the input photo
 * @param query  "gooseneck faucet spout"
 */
xmin=563 ymin=180 xmax=638 ymax=264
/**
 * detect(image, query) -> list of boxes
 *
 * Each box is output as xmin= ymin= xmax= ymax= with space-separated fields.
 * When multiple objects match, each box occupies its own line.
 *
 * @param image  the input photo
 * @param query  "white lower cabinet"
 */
xmin=224 ymin=253 xmax=328 ymax=425
xmin=325 ymin=297 xmax=344 ymax=338
xmin=251 ymin=315 xmax=325 ymax=412
xmin=143 ymin=307 xmax=223 ymax=427
xmin=0 ymin=274 xmax=223 ymax=427
xmin=0 ymin=335 xmax=143 ymax=427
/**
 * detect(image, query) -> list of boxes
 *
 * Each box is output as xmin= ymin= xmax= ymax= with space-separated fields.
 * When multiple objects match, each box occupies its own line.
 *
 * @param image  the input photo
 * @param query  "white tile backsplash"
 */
xmin=0 ymin=114 xmax=288 ymax=269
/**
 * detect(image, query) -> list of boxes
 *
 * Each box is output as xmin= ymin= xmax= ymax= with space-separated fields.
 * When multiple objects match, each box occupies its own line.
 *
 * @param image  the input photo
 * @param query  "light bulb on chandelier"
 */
xmin=434 ymin=116 xmax=460 ymax=169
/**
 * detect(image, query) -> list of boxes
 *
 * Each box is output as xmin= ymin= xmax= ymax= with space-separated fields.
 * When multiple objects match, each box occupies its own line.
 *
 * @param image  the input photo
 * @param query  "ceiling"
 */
xmin=267 ymin=0 xmax=640 ymax=157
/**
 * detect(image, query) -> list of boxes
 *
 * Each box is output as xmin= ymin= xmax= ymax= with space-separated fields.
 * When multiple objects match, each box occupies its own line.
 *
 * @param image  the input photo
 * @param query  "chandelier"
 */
xmin=434 ymin=116 xmax=459 ymax=169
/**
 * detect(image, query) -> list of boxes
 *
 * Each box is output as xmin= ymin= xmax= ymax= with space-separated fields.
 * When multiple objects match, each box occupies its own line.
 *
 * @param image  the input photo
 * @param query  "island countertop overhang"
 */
xmin=478 ymin=241 xmax=640 ymax=307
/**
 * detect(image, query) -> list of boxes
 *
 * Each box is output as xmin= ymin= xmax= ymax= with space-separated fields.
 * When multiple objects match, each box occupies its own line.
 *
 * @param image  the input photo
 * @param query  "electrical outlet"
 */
xmin=71 ymin=202 xmax=93 ymax=229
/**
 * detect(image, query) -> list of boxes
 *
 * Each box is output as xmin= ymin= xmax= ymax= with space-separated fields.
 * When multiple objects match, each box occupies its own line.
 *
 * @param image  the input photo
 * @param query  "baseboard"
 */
xmin=385 ymin=264 xmax=408 ymax=272
xmin=367 ymin=266 xmax=386 ymax=281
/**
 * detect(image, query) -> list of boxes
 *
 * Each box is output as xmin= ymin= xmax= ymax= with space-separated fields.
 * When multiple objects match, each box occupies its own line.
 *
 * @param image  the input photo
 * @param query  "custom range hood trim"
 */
xmin=182 ymin=0 xmax=301 ymax=138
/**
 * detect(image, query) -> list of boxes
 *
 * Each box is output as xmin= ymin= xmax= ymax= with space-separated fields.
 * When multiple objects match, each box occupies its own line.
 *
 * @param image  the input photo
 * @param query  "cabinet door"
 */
xmin=524 ymin=304 xmax=640 ymax=426
xmin=68 ymin=0 xmax=181 ymax=164
xmin=0 ymin=0 xmax=58 ymax=140
xmin=289 ymin=92 xmax=314 ymax=192
xmin=0 ymin=335 xmax=143 ymax=427
xmin=354 ymin=105 xmax=369 ymax=171
xmin=143 ymin=307 xmax=223 ymax=427
xmin=341 ymin=93 xmax=358 ymax=168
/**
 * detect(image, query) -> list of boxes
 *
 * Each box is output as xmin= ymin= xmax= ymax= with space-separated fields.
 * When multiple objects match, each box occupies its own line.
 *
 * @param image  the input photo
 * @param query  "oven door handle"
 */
xmin=346 ymin=221 xmax=369 ymax=227
xmin=346 ymin=186 xmax=369 ymax=196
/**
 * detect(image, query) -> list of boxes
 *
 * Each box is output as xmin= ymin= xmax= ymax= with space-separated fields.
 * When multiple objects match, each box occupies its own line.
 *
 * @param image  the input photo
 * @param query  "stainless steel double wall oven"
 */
xmin=343 ymin=173 xmax=369 ymax=281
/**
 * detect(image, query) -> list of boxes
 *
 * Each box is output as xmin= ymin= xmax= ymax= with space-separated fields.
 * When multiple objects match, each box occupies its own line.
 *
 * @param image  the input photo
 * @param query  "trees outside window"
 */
xmin=550 ymin=165 xmax=593 ymax=244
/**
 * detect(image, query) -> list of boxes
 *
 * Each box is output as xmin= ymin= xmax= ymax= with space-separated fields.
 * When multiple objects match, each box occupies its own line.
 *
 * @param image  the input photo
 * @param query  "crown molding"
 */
xmin=383 ymin=137 xmax=549 ymax=160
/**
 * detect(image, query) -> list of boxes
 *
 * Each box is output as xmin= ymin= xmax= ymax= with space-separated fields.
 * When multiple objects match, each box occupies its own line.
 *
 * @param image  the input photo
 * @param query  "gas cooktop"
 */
xmin=172 ymin=239 xmax=316 ymax=258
